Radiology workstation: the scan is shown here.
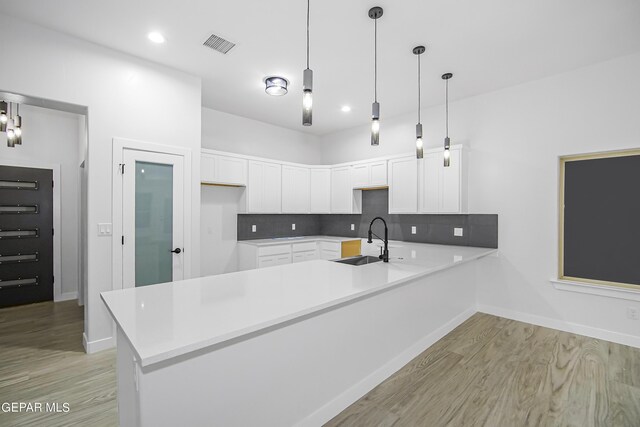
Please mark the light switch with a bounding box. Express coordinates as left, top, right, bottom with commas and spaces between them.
252, 225, 257, 233
454, 227, 464, 237
97, 223, 112, 236
350, 224, 355, 231
411, 226, 417, 235
292, 224, 296, 230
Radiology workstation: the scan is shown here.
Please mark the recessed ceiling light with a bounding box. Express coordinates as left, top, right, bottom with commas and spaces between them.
264, 77, 289, 96
341, 105, 352, 113
148, 32, 165, 44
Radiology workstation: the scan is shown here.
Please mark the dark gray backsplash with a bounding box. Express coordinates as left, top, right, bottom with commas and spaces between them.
237, 189, 498, 248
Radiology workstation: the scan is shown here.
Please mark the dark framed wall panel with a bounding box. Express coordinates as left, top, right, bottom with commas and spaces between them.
559, 149, 640, 288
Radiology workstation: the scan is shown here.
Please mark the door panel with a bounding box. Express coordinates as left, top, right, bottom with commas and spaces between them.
122, 150, 184, 288
0, 165, 53, 308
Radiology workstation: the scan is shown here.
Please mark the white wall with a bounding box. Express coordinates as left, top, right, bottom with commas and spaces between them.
0, 15, 202, 351
202, 107, 322, 164
0, 105, 82, 298
200, 186, 243, 276
319, 52, 640, 344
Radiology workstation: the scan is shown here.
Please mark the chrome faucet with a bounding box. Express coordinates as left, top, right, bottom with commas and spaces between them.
367, 216, 389, 262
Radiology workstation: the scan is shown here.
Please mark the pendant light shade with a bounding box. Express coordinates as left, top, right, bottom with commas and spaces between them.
413, 46, 426, 159
369, 6, 383, 146
302, 0, 313, 126
14, 104, 22, 145
442, 73, 453, 167
0, 101, 7, 133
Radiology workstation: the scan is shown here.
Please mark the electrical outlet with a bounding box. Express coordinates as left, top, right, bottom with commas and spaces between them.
627, 307, 639, 320
411, 226, 417, 235
292, 224, 296, 231
251, 225, 256, 233
350, 224, 355, 231
454, 227, 464, 237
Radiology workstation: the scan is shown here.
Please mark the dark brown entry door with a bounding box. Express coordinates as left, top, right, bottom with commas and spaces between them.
0, 165, 54, 308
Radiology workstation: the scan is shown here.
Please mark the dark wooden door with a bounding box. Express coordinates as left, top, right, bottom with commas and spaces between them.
0, 165, 54, 308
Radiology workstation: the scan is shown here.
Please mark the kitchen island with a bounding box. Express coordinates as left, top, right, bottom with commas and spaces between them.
102, 240, 496, 427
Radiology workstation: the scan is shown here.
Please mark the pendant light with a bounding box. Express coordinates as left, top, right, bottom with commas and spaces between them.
0, 101, 7, 132
369, 6, 383, 146
413, 46, 426, 159
442, 73, 453, 167
6, 103, 16, 148
302, 0, 313, 126
14, 103, 22, 145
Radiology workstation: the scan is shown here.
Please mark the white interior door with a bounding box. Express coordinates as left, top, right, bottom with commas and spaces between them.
122, 149, 184, 288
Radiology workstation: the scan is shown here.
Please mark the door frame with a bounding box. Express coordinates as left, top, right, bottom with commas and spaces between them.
112, 137, 192, 291
0, 160, 65, 301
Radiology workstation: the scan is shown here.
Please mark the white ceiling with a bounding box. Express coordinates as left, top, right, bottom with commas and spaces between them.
2, 0, 640, 135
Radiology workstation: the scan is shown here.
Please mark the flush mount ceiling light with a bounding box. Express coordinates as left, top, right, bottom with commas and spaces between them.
302, 0, 313, 126
442, 73, 453, 167
369, 6, 383, 146
147, 32, 165, 44
413, 45, 426, 159
265, 76, 289, 96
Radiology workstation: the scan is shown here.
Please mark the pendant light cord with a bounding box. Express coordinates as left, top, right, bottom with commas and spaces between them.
374, 18, 378, 102
445, 79, 449, 138
417, 54, 421, 123
306, 0, 310, 69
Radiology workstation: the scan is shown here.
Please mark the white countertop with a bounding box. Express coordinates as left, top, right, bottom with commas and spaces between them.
101, 241, 496, 367
237, 235, 359, 246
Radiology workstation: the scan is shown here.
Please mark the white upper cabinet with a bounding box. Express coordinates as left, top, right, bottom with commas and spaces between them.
282, 166, 310, 213
420, 146, 465, 214
309, 168, 331, 213
331, 166, 352, 213
350, 160, 387, 189
388, 156, 418, 213
201, 153, 247, 186
247, 160, 282, 213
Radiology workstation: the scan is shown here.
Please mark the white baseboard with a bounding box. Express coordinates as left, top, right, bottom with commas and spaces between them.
476, 304, 640, 349
83, 333, 115, 354
55, 291, 78, 302
298, 307, 476, 427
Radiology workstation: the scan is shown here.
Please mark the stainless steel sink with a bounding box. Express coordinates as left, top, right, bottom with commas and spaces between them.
334, 255, 382, 266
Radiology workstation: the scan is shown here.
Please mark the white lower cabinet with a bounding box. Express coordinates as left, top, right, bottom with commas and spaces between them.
318, 241, 341, 260
258, 253, 292, 268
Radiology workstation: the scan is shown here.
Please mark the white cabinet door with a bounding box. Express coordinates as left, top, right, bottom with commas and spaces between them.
247, 161, 282, 213
421, 153, 441, 213
217, 155, 247, 186
263, 162, 282, 213
331, 167, 352, 213
421, 147, 463, 213
309, 168, 331, 213
200, 154, 217, 183
351, 164, 370, 189
369, 161, 387, 186
388, 156, 418, 213
441, 148, 461, 213
282, 166, 310, 213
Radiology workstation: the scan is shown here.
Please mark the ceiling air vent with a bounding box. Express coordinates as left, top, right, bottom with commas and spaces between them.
203, 33, 236, 54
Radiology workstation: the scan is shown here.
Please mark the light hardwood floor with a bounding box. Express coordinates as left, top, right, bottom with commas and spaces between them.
2, 303, 639, 427
326, 313, 640, 427
0, 300, 117, 427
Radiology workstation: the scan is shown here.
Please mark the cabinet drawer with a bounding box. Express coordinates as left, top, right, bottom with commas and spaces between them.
292, 250, 317, 263
257, 244, 292, 257
320, 249, 340, 260
319, 241, 341, 252
292, 242, 317, 253
258, 253, 291, 268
